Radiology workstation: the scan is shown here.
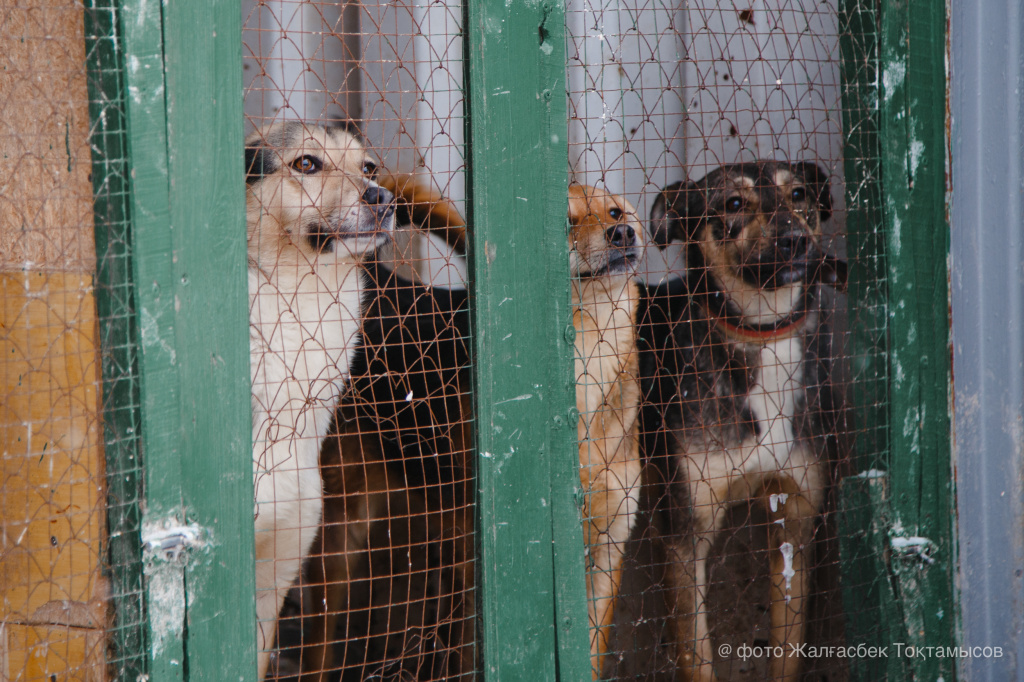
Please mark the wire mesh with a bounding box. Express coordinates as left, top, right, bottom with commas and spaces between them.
565, 1, 874, 680
0, 1, 142, 679
2, 0, 900, 677
241, 2, 475, 679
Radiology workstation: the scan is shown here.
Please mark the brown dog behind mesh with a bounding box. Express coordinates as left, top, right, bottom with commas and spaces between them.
284, 174, 475, 682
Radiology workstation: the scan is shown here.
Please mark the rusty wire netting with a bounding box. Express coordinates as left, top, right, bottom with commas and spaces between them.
241, 1, 475, 680
565, 1, 866, 680
1, 0, 892, 679
1, 2, 143, 680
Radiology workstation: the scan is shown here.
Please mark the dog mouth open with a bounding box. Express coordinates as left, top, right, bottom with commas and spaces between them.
740, 239, 846, 292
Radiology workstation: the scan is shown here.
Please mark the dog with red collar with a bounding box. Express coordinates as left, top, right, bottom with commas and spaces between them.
639, 160, 846, 681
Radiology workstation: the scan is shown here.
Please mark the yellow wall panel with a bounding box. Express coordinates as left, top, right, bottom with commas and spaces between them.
1, 272, 106, 680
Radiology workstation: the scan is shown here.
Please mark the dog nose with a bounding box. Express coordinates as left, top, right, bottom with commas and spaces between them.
361, 186, 395, 219
606, 224, 636, 249
777, 231, 809, 260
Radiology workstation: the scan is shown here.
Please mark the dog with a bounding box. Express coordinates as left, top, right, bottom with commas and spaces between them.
294, 180, 644, 680
296, 174, 475, 681
245, 121, 395, 680
568, 184, 645, 679
640, 161, 845, 681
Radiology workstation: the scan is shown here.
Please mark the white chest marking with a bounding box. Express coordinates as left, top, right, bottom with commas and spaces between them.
745, 335, 804, 471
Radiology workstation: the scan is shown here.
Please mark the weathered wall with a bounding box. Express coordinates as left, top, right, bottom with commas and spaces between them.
0, 4, 107, 679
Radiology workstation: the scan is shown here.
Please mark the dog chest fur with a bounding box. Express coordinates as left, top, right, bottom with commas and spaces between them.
250, 262, 363, 504
573, 274, 641, 449
743, 326, 813, 474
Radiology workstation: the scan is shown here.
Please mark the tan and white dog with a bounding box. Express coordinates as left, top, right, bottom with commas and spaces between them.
244, 121, 394, 680
568, 184, 644, 679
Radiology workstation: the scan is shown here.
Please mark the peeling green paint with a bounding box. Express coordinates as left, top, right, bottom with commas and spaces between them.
112, 0, 255, 677
141, 519, 213, 659
838, 0, 955, 679
465, 0, 590, 678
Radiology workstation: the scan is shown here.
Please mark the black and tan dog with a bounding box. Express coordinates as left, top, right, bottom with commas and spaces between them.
291, 181, 645, 681
292, 175, 475, 681
640, 161, 845, 681
568, 184, 645, 679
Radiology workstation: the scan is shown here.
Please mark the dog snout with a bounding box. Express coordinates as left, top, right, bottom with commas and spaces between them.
362, 186, 396, 221
606, 224, 637, 249
776, 230, 809, 261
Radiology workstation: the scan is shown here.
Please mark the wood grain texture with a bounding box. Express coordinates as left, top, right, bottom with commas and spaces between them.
3, 624, 105, 682
464, 0, 591, 679
879, 0, 955, 678
117, 0, 255, 677
0, 5, 95, 271
1, 271, 107, 681
837, 0, 955, 678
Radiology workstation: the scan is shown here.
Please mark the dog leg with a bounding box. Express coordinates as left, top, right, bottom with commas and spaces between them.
300, 499, 366, 681
298, 527, 336, 682
666, 486, 724, 682
765, 488, 818, 681
256, 539, 307, 680
254, 453, 324, 680
666, 534, 719, 682
581, 446, 641, 679
691, 522, 721, 682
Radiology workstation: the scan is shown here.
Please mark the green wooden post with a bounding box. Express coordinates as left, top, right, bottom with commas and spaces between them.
115, 0, 255, 678
160, 2, 254, 678
878, 0, 956, 678
463, 0, 591, 679
838, 0, 955, 678
836, 2, 900, 678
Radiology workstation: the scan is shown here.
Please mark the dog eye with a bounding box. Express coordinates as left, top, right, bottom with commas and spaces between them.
724, 196, 744, 213
608, 207, 623, 220
791, 187, 807, 203
362, 161, 378, 178
290, 155, 322, 174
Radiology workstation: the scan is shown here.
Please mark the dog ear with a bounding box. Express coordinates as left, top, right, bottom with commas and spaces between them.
244, 141, 275, 185
567, 183, 591, 226
649, 181, 702, 248
793, 161, 833, 223
378, 173, 468, 254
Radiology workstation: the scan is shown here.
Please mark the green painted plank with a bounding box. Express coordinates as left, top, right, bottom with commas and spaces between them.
463, 0, 591, 679
837, 0, 956, 677
837, 475, 903, 681
835, 1, 899, 669
117, 0, 187, 676
160, 0, 255, 679
83, 2, 147, 678
878, 0, 956, 677
118, 0, 254, 677
838, 0, 888, 475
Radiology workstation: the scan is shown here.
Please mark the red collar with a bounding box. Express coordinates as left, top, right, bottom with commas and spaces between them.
712, 309, 809, 343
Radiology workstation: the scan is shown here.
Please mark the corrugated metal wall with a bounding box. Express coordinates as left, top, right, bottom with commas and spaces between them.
951, 0, 1024, 679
